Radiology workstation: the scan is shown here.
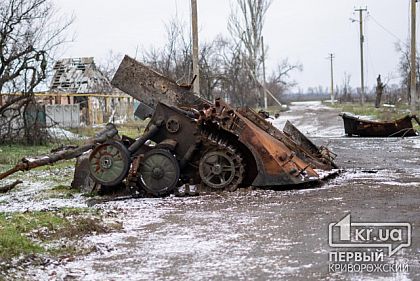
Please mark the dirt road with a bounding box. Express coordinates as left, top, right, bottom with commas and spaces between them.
7, 102, 420, 280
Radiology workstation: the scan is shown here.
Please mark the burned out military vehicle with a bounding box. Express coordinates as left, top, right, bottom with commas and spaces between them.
82, 56, 337, 197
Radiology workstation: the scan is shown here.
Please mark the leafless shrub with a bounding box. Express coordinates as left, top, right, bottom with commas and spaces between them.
0, 0, 73, 144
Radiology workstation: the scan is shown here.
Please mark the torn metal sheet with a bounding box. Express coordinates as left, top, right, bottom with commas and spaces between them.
340, 112, 418, 137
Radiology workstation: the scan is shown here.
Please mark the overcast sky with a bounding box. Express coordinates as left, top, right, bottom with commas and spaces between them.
55, 0, 415, 92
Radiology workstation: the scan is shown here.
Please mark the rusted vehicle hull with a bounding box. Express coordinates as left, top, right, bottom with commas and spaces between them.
82, 56, 338, 196
0, 56, 338, 197
340, 113, 418, 137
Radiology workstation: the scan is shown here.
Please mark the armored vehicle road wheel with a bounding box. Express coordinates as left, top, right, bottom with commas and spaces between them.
139, 149, 180, 196
89, 141, 131, 186
199, 146, 244, 191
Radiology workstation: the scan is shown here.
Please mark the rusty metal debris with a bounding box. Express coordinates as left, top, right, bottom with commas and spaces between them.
340, 112, 420, 137
83, 56, 337, 196
0, 56, 338, 197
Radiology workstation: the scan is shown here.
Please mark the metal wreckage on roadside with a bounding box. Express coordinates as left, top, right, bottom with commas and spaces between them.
1, 56, 338, 197
340, 112, 420, 137
73, 56, 338, 197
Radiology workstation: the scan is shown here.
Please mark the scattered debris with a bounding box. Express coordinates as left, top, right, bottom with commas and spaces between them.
339, 112, 420, 137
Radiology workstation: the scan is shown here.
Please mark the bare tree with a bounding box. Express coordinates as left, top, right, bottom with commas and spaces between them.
228, 0, 272, 80
0, 0, 72, 144
198, 40, 224, 100
395, 41, 420, 103
142, 18, 225, 102
97, 50, 124, 81
213, 37, 252, 106
139, 5, 302, 107
142, 17, 192, 84
227, 0, 302, 106
264, 59, 302, 103
338, 72, 353, 103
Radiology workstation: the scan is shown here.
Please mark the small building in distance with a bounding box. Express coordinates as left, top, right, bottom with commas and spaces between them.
39, 57, 134, 127
51, 57, 112, 93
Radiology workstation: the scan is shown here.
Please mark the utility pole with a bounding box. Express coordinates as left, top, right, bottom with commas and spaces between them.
191, 0, 200, 95
328, 53, 335, 105
261, 36, 268, 110
411, 0, 417, 110
354, 7, 367, 105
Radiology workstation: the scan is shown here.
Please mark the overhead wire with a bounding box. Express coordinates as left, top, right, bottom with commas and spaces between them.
368, 13, 408, 48
365, 6, 416, 87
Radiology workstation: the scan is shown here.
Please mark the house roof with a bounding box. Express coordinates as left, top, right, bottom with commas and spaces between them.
50, 57, 114, 93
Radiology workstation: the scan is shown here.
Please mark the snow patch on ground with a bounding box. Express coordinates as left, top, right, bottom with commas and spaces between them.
0, 169, 86, 213
289, 101, 332, 110
48, 127, 86, 140
270, 101, 345, 137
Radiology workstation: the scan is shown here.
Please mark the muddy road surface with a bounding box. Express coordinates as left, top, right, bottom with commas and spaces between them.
5, 102, 420, 280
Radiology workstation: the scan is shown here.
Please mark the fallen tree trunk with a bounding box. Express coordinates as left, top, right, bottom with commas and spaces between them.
0, 123, 118, 181
0, 180, 23, 193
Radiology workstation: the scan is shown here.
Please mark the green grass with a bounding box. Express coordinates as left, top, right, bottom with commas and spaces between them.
36, 184, 80, 199
0, 208, 117, 261
68, 120, 149, 140
0, 227, 43, 259
67, 126, 104, 139
0, 144, 54, 166
0, 120, 148, 166
330, 102, 414, 119
0, 143, 77, 178
0, 211, 66, 259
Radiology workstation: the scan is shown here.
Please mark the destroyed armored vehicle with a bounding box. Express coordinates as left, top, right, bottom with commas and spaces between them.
82, 56, 337, 197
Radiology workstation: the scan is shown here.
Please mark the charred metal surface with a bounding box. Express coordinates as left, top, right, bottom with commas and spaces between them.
237, 106, 337, 170
1, 56, 337, 196
197, 99, 327, 187
145, 103, 201, 159
134, 102, 154, 120
283, 120, 320, 156
80, 57, 338, 196
340, 113, 418, 137
128, 123, 161, 153
111, 55, 210, 109
283, 121, 337, 169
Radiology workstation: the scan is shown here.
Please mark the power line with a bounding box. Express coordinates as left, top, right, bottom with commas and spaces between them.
354, 7, 368, 105
327, 53, 335, 104
368, 13, 408, 47
364, 17, 371, 84
410, 0, 417, 109
191, 0, 200, 95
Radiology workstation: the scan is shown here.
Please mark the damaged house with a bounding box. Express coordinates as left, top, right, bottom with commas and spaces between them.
0, 57, 135, 129
41, 57, 134, 127
1, 57, 135, 130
